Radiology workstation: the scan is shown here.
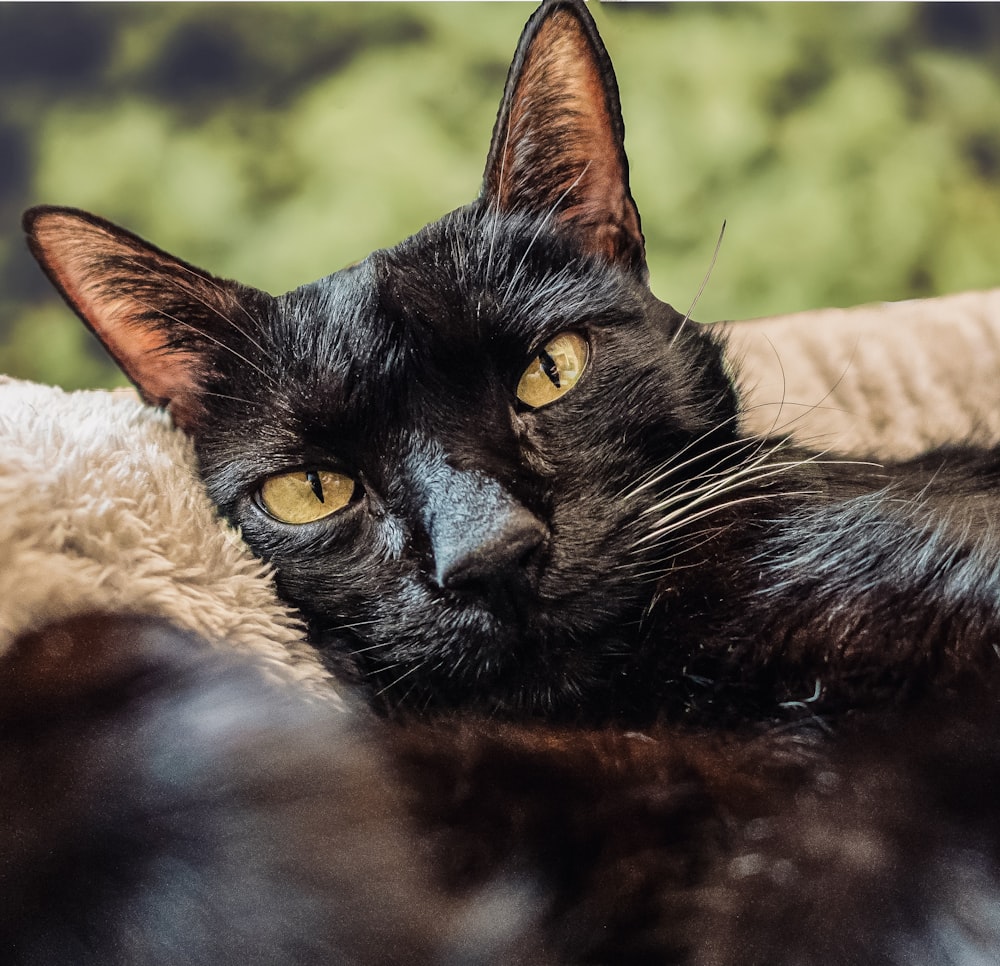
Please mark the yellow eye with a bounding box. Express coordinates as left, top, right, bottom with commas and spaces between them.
515, 332, 589, 409
259, 470, 355, 524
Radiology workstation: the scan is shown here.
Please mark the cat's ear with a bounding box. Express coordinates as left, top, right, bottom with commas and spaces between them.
23, 206, 264, 431
482, 0, 645, 277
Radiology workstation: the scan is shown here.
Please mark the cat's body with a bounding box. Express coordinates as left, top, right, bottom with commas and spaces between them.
7, 613, 1000, 966
13, 0, 1000, 962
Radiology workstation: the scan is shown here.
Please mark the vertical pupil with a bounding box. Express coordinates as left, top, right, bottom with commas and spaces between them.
539, 349, 561, 388
305, 471, 325, 503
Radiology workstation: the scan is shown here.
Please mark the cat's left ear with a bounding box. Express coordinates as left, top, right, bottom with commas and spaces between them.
482, 0, 645, 278
23, 205, 265, 432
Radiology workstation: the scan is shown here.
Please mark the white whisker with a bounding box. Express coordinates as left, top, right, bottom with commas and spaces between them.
670, 219, 726, 348
375, 661, 427, 698
169, 258, 271, 339
119, 256, 275, 364
126, 293, 279, 388
504, 160, 592, 303
485, 119, 512, 286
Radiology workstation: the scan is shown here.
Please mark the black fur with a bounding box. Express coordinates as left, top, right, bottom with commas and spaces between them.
22, 2, 1000, 724
0, 614, 534, 966
7, 616, 1000, 965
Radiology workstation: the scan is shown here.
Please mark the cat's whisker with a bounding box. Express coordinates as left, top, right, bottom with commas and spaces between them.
119, 256, 276, 366
375, 660, 429, 699
617, 414, 795, 505
125, 292, 280, 389
616, 336, 877, 516
347, 641, 393, 656
621, 522, 738, 578
736, 397, 863, 452
327, 615, 380, 631
504, 160, 592, 304
166, 257, 271, 339
618, 431, 760, 504
362, 662, 404, 692
338, 621, 380, 635
632, 344, 873, 512
628, 469, 818, 551
633, 448, 800, 527
633, 447, 879, 536
395, 674, 429, 708
447, 648, 469, 679
630, 441, 784, 514
669, 219, 726, 349
199, 390, 260, 408
736, 329, 873, 450
485, 119, 512, 286
637, 475, 825, 545
135, 252, 272, 341
634, 489, 824, 558
615, 433, 884, 606
737, 329, 792, 444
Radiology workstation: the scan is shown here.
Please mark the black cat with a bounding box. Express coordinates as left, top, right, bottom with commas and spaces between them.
11, 2, 1000, 963
22, 0, 1000, 726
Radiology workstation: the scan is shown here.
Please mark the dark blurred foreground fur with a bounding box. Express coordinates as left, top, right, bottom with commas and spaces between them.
0, 614, 533, 966
4, 612, 1000, 966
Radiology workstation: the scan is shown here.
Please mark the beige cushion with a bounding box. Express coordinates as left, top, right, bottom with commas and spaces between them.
723, 289, 1000, 459
0, 376, 340, 703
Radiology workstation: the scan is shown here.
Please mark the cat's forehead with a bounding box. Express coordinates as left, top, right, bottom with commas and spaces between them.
276, 205, 634, 377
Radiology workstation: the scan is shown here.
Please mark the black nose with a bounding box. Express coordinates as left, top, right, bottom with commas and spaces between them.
424, 464, 548, 599
435, 503, 548, 592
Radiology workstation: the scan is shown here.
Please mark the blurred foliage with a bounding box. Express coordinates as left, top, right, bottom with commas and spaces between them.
2, 2, 1000, 389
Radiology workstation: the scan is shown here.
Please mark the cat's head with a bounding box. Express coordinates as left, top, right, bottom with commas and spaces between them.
24, 0, 738, 719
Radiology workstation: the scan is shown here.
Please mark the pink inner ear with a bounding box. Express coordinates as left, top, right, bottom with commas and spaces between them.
491, 9, 643, 267
504, 16, 618, 206
29, 211, 208, 427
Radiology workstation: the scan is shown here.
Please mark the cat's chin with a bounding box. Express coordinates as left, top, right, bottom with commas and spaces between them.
329, 600, 629, 718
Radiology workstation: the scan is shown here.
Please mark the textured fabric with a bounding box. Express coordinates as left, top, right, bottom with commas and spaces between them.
724, 288, 1000, 459
0, 376, 339, 700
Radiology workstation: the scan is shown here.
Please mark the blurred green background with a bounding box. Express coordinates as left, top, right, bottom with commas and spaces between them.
2, 2, 1000, 389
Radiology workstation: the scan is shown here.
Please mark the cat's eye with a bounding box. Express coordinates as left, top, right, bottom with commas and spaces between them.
516, 331, 589, 409
258, 469, 355, 524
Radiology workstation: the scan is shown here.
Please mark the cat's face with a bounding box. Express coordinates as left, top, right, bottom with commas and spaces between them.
192, 209, 735, 714
24, 0, 739, 717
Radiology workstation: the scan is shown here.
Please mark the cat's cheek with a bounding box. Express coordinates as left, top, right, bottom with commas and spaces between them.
514, 419, 558, 480
235, 500, 357, 565
234, 503, 415, 632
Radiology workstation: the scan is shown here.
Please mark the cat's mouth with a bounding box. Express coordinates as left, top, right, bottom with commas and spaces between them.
325, 570, 638, 717
307, 502, 651, 715
440, 574, 542, 630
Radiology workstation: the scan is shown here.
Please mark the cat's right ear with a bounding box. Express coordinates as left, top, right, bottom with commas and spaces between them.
23, 206, 264, 432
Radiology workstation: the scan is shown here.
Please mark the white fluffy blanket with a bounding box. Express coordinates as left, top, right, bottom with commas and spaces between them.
0, 376, 337, 698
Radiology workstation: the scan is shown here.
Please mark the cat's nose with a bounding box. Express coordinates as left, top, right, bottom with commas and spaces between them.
423, 465, 548, 597
435, 503, 548, 593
